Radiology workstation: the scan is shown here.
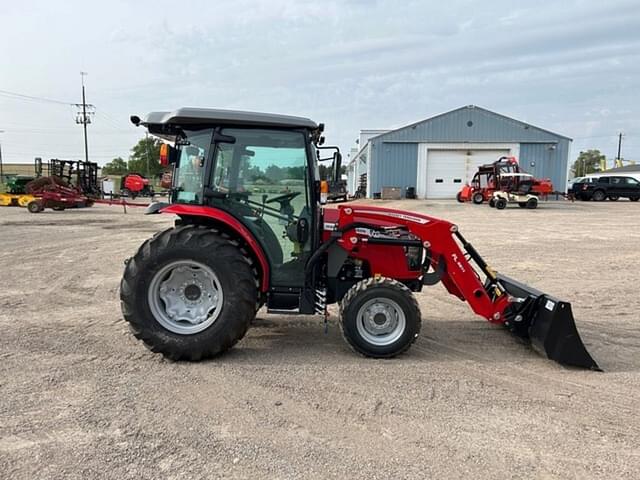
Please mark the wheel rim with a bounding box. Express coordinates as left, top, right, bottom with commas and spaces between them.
356, 298, 406, 346
148, 260, 223, 335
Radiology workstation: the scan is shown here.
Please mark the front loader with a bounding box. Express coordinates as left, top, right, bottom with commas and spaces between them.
120, 108, 599, 370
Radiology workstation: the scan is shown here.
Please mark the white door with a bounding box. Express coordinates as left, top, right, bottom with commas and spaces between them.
425, 150, 466, 198
425, 149, 509, 198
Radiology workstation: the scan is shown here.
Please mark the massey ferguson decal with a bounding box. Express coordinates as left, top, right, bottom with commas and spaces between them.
354, 210, 430, 225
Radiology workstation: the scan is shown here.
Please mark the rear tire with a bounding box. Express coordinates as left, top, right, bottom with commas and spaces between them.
592, 190, 606, 201
495, 198, 507, 210
472, 192, 484, 204
526, 197, 538, 209
339, 277, 421, 358
518, 202, 526, 208
120, 225, 258, 361
27, 200, 43, 213
489, 198, 496, 208
630, 196, 639, 202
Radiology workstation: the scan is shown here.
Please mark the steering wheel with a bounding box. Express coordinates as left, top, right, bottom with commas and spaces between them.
265, 191, 301, 204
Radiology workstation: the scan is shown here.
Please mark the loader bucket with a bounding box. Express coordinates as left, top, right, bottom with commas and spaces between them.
497, 274, 601, 370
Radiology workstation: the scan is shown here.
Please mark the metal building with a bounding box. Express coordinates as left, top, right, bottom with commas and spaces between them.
346, 105, 572, 199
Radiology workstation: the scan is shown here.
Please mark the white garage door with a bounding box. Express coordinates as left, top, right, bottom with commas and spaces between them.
425, 149, 510, 198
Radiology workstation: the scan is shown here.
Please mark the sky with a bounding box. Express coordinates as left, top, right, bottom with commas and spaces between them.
1, 0, 639, 168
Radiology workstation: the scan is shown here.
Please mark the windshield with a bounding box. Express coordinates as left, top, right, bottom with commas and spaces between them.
173, 128, 214, 204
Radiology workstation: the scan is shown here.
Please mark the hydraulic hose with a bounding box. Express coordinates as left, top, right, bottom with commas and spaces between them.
304, 222, 389, 288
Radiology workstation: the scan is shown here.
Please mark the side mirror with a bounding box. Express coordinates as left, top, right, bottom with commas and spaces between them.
332, 151, 342, 183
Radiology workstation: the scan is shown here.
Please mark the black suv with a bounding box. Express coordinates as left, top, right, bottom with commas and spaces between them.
573, 176, 640, 201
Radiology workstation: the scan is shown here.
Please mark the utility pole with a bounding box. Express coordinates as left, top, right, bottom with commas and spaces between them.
616, 132, 623, 166
75, 72, 95, 163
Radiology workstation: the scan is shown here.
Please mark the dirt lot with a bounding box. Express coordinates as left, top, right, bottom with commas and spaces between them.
1, 199, 639, 479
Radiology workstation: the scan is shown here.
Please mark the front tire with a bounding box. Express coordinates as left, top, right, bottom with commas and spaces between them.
495, 198, 507, 210
120, 225, 258, 361
608, 195, 619, 201
339, 278, 421, 358
592, 190, 606, 201
526, 197, 538, 209
489, 198, 496, 208
472, 192, 484, 204
456, 191, 464, 203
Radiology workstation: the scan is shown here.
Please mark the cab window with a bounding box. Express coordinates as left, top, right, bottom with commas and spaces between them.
173, 128, 214, 204
208, 128, 312, 286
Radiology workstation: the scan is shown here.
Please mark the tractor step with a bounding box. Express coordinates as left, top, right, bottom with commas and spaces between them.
266, 308, 301, 315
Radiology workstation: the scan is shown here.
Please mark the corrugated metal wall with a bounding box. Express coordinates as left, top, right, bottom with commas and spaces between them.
369, 143, 417, 196
367, 106, 571, 197
520, 139, 570, 191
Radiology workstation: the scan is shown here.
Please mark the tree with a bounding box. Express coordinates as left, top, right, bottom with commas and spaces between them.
128, 136, 164, 177
102, 157, 128, 175
572, 149, 606, 177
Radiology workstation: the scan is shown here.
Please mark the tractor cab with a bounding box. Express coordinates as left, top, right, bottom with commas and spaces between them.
133, 108, 325, 291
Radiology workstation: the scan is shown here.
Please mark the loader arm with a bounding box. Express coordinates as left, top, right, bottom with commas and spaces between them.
332, 205, 599, 370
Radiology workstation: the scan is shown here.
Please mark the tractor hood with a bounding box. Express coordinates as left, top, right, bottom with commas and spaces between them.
323, 204, 436, 232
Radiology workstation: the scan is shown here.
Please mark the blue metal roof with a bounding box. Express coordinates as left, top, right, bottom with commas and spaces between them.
370, 105, 572, 144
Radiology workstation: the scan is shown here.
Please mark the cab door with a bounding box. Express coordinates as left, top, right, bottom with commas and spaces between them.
207, 128, 313, 287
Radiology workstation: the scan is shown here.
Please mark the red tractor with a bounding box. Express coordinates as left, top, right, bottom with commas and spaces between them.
121, 108, 598, 370
121, 173, 154, 199
457, 156, 553, 204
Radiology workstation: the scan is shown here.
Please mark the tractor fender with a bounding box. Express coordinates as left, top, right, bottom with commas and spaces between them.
159, 204, 270, 292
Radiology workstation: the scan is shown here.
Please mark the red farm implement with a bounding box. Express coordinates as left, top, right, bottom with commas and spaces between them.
24, 176, 94, 213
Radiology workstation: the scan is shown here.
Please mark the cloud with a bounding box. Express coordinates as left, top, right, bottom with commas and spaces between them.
0, 0, 638, 164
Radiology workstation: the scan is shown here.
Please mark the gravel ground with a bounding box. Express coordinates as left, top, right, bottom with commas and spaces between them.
1, 199, 639, 479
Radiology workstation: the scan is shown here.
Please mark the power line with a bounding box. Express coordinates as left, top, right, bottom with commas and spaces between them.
0, 89, 76, 106
0, 128, 134, 134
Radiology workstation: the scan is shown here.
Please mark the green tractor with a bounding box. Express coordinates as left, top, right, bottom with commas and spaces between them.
5, 175, 36, 194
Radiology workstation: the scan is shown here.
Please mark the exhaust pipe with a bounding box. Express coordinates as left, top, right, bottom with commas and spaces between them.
497, 274, 601, 371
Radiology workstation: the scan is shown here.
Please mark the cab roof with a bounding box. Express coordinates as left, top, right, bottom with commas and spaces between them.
140, 107, 318, 129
